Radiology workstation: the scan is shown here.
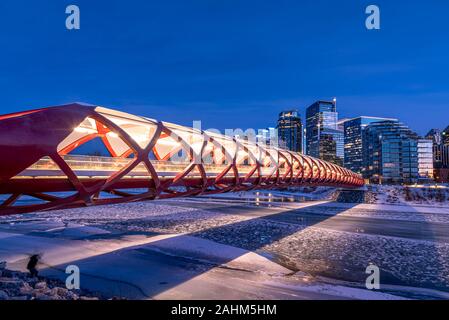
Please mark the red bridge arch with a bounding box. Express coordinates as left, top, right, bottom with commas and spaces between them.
0, 103, 364, 215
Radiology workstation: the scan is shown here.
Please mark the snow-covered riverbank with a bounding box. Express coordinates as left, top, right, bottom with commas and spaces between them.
1, 187, 449, 300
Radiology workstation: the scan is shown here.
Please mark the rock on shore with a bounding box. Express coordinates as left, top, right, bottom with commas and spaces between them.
0, 261, 100, 300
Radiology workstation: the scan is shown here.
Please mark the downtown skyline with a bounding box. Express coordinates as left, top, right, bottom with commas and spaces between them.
0, 1, 448, 136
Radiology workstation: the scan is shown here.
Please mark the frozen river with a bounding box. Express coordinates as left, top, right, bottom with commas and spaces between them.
1, 190, 449, 300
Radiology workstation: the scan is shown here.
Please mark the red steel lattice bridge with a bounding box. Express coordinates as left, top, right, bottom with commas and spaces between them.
0, 103, 364, 215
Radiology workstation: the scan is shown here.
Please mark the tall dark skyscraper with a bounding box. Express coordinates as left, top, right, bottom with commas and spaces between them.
443, 126, 449, 146
362, 120, 421, 184
429, 126, 449, 182
277, 110, 303, 152
444, 126, 449, 169
344, 116, 397, 173
425, 129, 444, 169
305, 100, 343, 166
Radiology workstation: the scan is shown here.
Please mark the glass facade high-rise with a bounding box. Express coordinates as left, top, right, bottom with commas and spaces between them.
305, 100, 343, 165
443, 126, 449, 169
277, 110, 302, 152
344, 116, 397, 173
417, 139, 434, 181
443, 126, 449, 145
426, 127, 449, 182
319, 128, 344, 166
425, 129, 444, 169
362, 120, 420, 184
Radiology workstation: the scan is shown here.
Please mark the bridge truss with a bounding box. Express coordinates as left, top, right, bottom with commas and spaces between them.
0, 103, 363, 215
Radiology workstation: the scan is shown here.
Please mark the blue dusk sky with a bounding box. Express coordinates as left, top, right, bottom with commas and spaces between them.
0, 0, 448, 135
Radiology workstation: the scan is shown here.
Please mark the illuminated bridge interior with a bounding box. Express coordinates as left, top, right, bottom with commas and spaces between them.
0, 103, 363, 215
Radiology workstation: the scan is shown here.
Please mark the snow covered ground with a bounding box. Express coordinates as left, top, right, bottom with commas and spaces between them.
365, 185, 449, 206
1, 186, 449, 300
0, 227, 405, 300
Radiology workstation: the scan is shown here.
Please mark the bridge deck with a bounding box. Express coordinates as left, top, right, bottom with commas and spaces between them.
14, 155, 282, 179
1, 154, 291, 195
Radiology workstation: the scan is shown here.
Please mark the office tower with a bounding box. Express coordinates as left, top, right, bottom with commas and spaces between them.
425, 129, 444, 169
417, 139, 434, 181
431, 126, 449, 182
306, 100, 337, 157
319, 128, 344, 166
443, 126, 449, 169
344, 116, 398, 173
443, 126, 449, 145
305, 100, 343, 165
277, 110, 303, 152
362, 120, 420, 184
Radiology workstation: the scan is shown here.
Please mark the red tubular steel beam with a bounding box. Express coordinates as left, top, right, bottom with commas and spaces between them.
0, 103, 364, 216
